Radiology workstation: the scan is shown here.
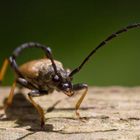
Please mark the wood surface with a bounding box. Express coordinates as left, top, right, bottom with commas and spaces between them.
0, 87, 140, 140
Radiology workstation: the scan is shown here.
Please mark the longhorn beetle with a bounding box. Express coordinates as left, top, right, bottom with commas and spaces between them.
0, 23, 140, 128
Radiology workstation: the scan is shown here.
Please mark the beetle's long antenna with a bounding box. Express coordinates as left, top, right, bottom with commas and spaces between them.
69, 23, 140, 77
11, 42, 60, 78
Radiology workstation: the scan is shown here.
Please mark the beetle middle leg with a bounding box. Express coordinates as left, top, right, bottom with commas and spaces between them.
17, 78, 46, 127
72, 83, 88, 119
28, 90, 46, 128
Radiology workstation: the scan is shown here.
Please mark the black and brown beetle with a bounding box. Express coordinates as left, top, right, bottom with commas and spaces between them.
0, 23, 140, 128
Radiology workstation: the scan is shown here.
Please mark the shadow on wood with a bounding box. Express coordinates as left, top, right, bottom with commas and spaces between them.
1, 93, 54, 131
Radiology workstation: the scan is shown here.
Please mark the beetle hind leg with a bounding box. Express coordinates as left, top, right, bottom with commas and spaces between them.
0, 59, 9, 85
4, 80, 17, 110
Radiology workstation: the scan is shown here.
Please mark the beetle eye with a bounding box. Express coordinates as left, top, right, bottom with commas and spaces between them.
62, 83, 69, 89
52, 75, 60, 82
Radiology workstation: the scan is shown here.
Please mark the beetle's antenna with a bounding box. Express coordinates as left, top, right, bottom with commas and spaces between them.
69, 23, 140, 77
11, 42, 60, 78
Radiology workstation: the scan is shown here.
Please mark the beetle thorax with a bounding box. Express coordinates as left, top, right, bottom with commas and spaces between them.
36, 59, 71, 91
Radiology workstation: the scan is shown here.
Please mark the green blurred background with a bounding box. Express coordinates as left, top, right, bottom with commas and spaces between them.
0, 0, 140, 86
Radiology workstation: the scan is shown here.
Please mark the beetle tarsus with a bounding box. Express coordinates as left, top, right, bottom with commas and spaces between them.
41, 120, 45, 129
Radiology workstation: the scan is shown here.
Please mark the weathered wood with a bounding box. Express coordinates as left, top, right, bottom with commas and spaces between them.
1, 87, 140, 140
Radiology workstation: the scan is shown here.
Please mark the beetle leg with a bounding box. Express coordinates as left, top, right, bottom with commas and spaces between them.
0, 59, 9, 84
72, 83, 88, 119
28, 90, 45, 128
4, 80, 17, 109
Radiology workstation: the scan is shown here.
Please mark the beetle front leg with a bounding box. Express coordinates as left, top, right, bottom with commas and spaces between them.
73, 83, 88, 119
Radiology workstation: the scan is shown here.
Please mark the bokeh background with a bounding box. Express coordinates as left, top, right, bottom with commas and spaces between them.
0, 0, 140, 86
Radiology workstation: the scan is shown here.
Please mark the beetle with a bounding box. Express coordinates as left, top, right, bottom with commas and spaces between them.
0, 23, 140, 128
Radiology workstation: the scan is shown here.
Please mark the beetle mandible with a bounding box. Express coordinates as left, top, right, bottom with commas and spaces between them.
0, 23, 140, 128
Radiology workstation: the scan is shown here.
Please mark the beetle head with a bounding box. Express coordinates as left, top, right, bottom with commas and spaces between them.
52, 72, 73, 95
